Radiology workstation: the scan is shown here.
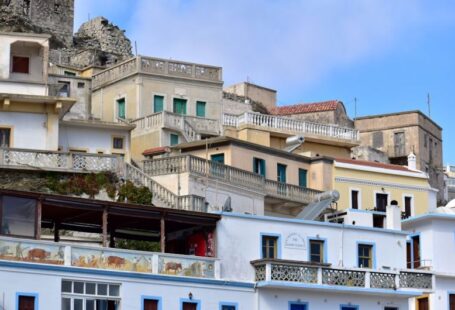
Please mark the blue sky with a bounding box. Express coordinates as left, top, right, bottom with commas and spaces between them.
74, 0, 455, 164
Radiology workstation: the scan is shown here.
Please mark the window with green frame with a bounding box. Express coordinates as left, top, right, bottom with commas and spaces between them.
358, 244, 373, 268
196, 101, 206, 117
173, 98, 187, 115
153, 95, 164, 113
299, 168, 307, 188
170, 134, 179, 146
117, 98, 126, 119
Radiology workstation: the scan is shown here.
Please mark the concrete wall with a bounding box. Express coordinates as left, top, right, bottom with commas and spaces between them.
0, 111, 47, 149
224, 82, 276, 111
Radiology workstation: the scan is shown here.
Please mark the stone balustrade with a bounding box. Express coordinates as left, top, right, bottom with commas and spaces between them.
92, 56, 222, 89
142, 155, 321, 204
223, 112, 360, 143
251, 259, 433, 290
0, 147, 123, 173
0, 236, 219, 279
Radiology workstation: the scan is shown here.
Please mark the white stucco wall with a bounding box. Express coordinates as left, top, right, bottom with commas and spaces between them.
217, 214, 408, 282
0, 111, 48, 149
0, 81, 46, 96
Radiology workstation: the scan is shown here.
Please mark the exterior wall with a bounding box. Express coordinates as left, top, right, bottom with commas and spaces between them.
295, 141, 352, 159
259, 289, 408, 310
282, 104, 354, 128
58, 124, 130, 159
0, 111, 47, 149
238, 128, 271, 147
222, 98, 252, 115
0, 266, 255, 310
334, 165, 431, 215
217, 214, 407, 282
308, 159, 333, 191
224, 82, 276, 111
131, 130, 161, 160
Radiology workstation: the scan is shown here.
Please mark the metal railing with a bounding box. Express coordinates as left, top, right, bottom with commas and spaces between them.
0, 236, 218, 279
0, 148, 122, 173
142, 155, 321, 204
223, 112, 359, 142
251, 260, 433, 290
92, 56, 222, 89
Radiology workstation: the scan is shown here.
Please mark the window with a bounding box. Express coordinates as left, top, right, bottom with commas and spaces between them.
112, 137, 124, 150
64, 71, 76, 76
253, 157, 266, 177
220, 303, 237, 310
299, 169, 307, 188
58, 81, 70, 97
277, 163, 287, 183
61, 280, 120, 310
1, 196, 36, 237
358, 243, 373, 268
261, 235, 279, 259
375, 193, 388, 212
196, 101, 206, 117
384, 307, 399, 310
404, 196, 412, 218
12, 56, 29, 73
211, 153, 225, 164
173, 98, 187, 115
340, 306, 358, 310
143, 298, 160, 310
77, 82, 85, 88
0, 128, 11, 147
290, 303, 308, 310
22, 0, 30, 15
170, 134, 179, 146
17, 294, 37, 310
309, 239, 325, 263
117, 98, 126, 119
153, 95, 164, 113
351, 190, 359, 209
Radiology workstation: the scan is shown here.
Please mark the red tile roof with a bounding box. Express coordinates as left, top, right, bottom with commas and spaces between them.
335, 157, 413, 172
269, 100, 340, 115
142, 146, 170, 156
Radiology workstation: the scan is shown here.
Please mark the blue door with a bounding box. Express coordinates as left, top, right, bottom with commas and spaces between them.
277, 164, 287, 183
299, 168, 307, 187
290, 303, 307, 310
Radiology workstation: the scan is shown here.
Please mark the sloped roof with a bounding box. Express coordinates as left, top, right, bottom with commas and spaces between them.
270, 100, 341, 115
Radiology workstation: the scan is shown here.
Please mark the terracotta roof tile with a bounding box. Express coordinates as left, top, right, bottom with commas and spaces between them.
142, 146, 170, 156
270, 100, 340, 115
335, 157, 412, 172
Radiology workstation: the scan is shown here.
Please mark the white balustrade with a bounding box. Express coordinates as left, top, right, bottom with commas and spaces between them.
223, 112, 359, 142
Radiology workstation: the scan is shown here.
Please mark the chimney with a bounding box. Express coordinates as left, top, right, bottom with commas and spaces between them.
386, 200, 402, 230
407, 152, 417, 170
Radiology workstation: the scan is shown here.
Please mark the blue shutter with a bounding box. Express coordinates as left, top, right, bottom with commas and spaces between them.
154, 95, 164, 113
299, 169, 307, 188
196, 101, 206, 117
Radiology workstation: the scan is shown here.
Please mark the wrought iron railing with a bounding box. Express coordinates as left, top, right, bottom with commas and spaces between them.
0, 236, 218, 279
142, 155, 321, 204
223, 112, 359, 142
251, 260, 433, 290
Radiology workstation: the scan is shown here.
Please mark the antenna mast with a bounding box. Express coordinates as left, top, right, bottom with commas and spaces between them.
427, 93, 431, 117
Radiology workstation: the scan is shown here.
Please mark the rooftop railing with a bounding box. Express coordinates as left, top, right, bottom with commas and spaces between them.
251, 259, 432, 290
142, 155, 321, 204
92, 56, 222, 89
0, 236, 219, 279
0, 147, 123, 173
223, 112, 360, 143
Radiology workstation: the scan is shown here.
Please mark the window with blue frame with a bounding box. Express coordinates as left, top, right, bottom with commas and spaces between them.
290, 302, 308, 310
358, 243, 373, 268
17, 294, 37, 310
277, 163, 287, 183
170, 134, 179, 146
309, 239, 324, 263
262, 235, 279, 259
196, 101, 206, 117
253, 157, 266, 177
220, 303, 237, 310
153, 95, 164, 113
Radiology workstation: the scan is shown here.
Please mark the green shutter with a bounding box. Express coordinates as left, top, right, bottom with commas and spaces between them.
117, 98, 125, 119
253, 158, 266, 177
154, 95, 164, 113
170, 134, 179, 146
299, 169, 307, 188
210, 153, 225, 164
196, 101, 206, 117
277, 164, 287, 183
173, 98, 187, 115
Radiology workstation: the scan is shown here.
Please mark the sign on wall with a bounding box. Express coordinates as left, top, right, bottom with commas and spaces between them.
284, 233, 306, 250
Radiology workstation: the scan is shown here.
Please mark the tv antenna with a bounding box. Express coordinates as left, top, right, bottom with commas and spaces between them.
427, 93, 431, 117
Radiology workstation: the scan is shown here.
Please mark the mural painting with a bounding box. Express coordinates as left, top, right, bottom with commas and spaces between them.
71, 247, 153, 273
0, 239, 64, 265
158, 255, 215, 278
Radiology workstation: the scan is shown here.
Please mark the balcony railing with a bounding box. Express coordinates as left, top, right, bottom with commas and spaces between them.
0, 148, 123, 173
223, 112, 360, 143
142, 155, 321, 204
0, 236, 219, 279
92, 56, 222, 89
251, 259, 432, 290
131, 111, 220, 141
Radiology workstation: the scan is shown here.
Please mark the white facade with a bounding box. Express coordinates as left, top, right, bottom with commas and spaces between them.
0, 111, 49, 149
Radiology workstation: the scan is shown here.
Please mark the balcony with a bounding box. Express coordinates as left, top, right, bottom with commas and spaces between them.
223, 112, 360, 144
0, 147, 123, 173
92, 56, 223, 90
251, 259, 433, 291
131, 111, 220, 141
142, 155, 321, 205
0, 236, 219, 279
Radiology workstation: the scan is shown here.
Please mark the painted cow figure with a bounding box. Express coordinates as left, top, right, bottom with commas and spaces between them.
107, 256, 126, 268
165, 262, 182, 274
27, 248, 50, 261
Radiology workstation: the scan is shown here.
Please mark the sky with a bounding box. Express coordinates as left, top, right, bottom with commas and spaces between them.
74, 0, 455, 164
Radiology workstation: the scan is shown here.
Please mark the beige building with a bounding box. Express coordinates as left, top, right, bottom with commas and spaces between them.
90, 56, 223, 160
355, 110, 444, 204
223, 81, 277, 112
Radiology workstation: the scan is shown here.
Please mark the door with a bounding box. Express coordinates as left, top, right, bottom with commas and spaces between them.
290, 303, 307, 310
277, 164, 287, 183
418, 297, 429, 310
375, 193, 388, 212
144, 299, 158, 310
406, 241, 412, 268
0, 128, 11, 147
182, 302, 197, 310
18, 296, 35, 310
450, 294, 455, 310
173, 98, 187, 115
117, 98, 126, 119
153, 95, 164, 113
412, 235, 421, 268
404, 196, 412, 217
211, 153, 225, 178
298, 168, 307, 188
253, 157, 266, 177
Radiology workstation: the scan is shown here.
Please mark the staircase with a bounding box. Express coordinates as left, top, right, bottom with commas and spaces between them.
123, 163, 207, 212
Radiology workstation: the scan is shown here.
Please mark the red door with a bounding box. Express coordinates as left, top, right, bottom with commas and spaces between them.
144, 299, 158, 310
18, 296, 35, 310
450, 294, 455, 310
418, 297, 429, 310
182, 302, 197, 310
